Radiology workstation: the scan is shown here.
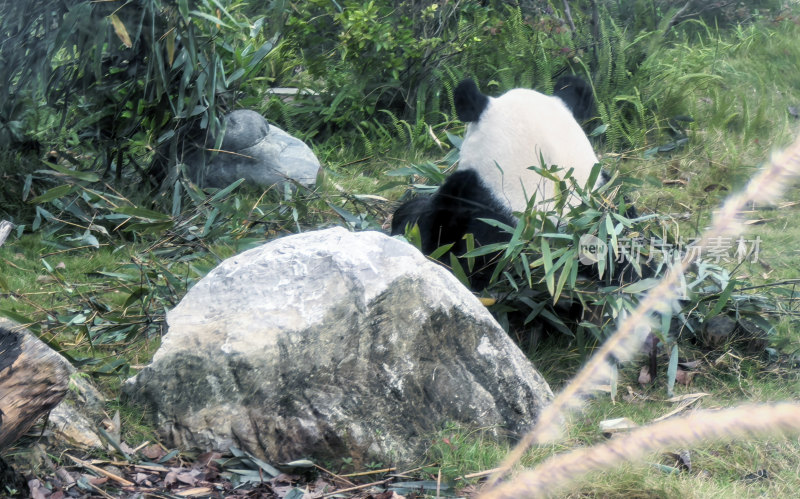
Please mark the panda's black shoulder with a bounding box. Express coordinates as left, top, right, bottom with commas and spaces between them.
434, 170, 508, 218
390, 196, 431, 236
390, 170, 515, 289
454, 79, 489, 123
553, 75, 595, 123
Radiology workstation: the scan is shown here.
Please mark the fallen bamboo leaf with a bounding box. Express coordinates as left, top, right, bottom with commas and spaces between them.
599, 417, 638, 435
665, 392, 709, 404
109, 14, 132, 48
652, 394, 707, 423
176, 487, 213, 497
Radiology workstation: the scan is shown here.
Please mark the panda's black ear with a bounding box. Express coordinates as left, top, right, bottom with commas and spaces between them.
454, 79, 489, 123
553, 75, 596, 123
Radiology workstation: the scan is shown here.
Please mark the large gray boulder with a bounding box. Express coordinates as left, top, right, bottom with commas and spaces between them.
124, 227, 552, 465
188, 110, 320, 189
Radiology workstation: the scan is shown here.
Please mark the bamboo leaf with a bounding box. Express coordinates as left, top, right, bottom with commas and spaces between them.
114, 206, 171, 221
109, 14, 132, 48
540, 308, 573, 337
429, 242, 454, 260
208, 178, 245, 203
521, 252, 532, 288
189, 10, 231, 29
708, 279, 737, 317
209, 0, 239, 26
667, 343, 679, 397
553, 253, 575, 304
503, 217, 525, 258
621, 277, 661, 294
478, 217, 516, 234
246, 41, 275, 71
542, 239, 554, 296
402, 223, 422, 249
29, 184, 74, 204
178, 0, 190, 19
42, 162, 100, 182
166, 28, 176, 66
463, 232, 476, 272
449, 253, 471, 288
462, 242, 508, 258
123, 287, 149, 308
605, 214, 618, 258
227, 68, 245, 85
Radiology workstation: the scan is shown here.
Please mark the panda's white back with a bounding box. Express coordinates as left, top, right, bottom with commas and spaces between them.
457, 87, 599, 213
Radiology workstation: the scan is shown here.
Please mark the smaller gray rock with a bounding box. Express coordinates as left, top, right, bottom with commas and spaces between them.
189, 110, 320, 189
219, 110, 269, 151
49, 372, 107, 450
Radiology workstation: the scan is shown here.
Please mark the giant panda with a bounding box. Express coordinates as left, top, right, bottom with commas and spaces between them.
454, 77, 601, 213
391, 76, 604, 288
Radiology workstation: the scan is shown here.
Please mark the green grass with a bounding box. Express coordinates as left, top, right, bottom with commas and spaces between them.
428, 355, 800, 497
0, 233, 233, 369
1, 236, 138, 326
615, 16, 800, 213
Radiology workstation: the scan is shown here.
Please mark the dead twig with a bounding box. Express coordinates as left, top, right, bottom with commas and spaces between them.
66, 454, 134, 487
339, 467, 396, 478
321, 478, 392, 497
314, 463, 356, 487
456, 467, 504, 481
562, 0, 576, 34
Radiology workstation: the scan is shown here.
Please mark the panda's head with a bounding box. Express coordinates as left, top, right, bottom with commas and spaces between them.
454, 78, 600, 213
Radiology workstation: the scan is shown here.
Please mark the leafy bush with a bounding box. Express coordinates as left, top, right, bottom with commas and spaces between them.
394, 157, 776, 365
0, 0, 284, 196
